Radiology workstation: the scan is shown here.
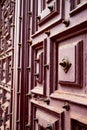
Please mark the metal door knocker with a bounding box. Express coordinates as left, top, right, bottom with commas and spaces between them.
59, 57, 72, 73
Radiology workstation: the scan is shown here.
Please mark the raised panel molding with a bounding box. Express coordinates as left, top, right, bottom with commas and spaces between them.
31, 99, 64, 130
58, 41, 83, 87
39, 0, 61, 26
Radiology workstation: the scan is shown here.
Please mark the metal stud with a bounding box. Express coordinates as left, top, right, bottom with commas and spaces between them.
26, 66, 31, 71
36, 16, 41, 21
44, 64, 49, 69
17, 67, 21, 70
26, 93, 32, 98
18, 43, 22, 47
16, 120, 20, 123
28, 11, 32, 16
27, 40, 32, 45
44, 98, 50, 105
48, 6, 53, 12
11, 67, 14, 70
34, 118, 38, 123
46, 124, 52, 130
26, 123, 30, 128
10, 23, 15, 27
45, 30, 50, 36
62, 19, 70, 27
34, 73, 39, 77
34, 58, 39, 63
19, 16, 22, 20
17, 91, 21, 95
62, 102, 70, 111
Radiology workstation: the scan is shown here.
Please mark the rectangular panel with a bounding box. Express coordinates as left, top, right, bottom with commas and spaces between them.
58, 41, 83, 87
59, 43, 75, 82
31, 42, 44, 95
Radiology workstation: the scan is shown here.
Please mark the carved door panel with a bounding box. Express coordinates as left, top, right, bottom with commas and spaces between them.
33, 108, 64, 130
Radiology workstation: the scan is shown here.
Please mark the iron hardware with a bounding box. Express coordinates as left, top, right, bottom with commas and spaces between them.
16, 120, 20, 123
44, 98, 50, 105
44, 64, 49, 69
46, 124, 52, 130
34, 118, 38, 123
26, 93, 32, 98
48, 6, 53, 12
27, 40, 32, 45
26, 123, 30, 128
59, 57, 72, 73
28, 11, 32, 16
10, 23, 15, 27
11, 67, 14, 70
34, 58, 39, 62
62, 102, 70, 111
18, 43, 22, 47
19, 16, 22, 20
34, 73, 39, 77
45, 30, 50, 36
26, 66, 31, 71
62, 19, 70, 27
17, 91, 21, 95
36, 16, 41, 21
11, 48, 14, 51
17, 67, 21, 70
